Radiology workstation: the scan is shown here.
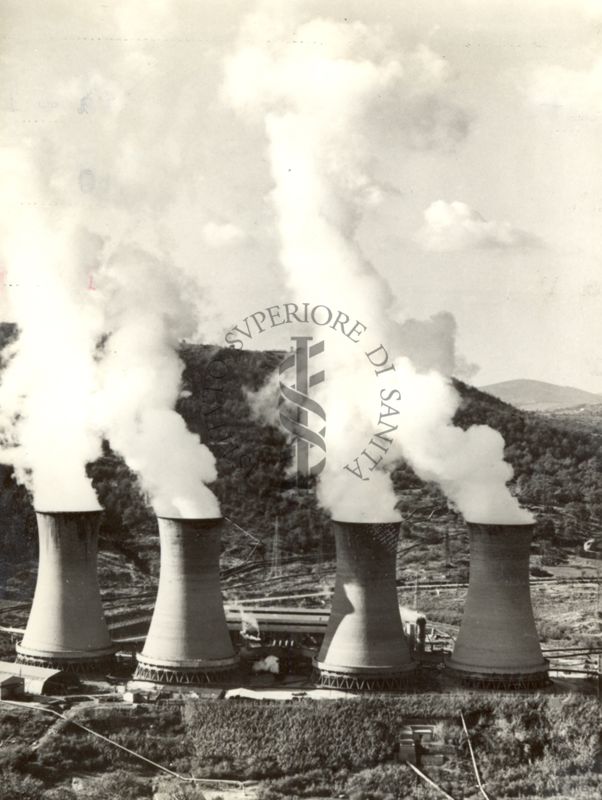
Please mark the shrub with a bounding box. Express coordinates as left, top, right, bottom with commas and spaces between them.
91, 770, 153, 799
41, 789, 77, 800
0, 769, 45, 800
166, 785, 208, 800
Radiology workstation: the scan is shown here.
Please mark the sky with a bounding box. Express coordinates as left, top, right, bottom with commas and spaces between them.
1, 0, 602, 392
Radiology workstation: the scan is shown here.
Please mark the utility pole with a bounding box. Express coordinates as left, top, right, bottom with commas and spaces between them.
311, 511, 324, 572
270, 518, 282, 578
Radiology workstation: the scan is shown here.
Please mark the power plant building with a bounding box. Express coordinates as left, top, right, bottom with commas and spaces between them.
13, 510, 552, 693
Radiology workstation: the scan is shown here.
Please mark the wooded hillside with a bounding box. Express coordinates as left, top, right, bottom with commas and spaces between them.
1, 324, 601, 578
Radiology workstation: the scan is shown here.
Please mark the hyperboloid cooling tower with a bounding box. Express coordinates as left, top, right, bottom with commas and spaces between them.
315, 520, 415, 691
16, 511, 115, 673
448, 522, 549, 689
134, 516, 238, 685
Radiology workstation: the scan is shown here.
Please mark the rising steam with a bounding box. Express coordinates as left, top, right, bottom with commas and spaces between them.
225, 9, 532, 524
97, 243, 219, 518
0, 3, 220, 517
0, 155, 103, 511
0, 1, 531, 525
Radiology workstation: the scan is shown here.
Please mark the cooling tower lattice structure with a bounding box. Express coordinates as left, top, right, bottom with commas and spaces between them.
448, 522, 549, 689
16, 511, 115, 674
134, 516, 238, 685
315, 520, 415, 691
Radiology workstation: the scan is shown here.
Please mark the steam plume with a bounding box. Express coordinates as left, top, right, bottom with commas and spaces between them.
0, 155, 103, 511
0, 3, 219, 517
225, 9, 532, 524
97, 243, 219, 518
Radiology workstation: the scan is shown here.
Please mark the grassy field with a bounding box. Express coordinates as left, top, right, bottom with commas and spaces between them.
0, 693, 599, 800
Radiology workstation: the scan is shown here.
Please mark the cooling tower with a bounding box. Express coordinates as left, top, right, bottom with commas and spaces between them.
134, 516, 238, 685
448, 522, 549, 689
16, 511, 115, 673
315, 520, 415, 691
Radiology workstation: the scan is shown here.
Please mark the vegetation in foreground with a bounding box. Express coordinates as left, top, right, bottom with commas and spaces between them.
0, 693, 599, 799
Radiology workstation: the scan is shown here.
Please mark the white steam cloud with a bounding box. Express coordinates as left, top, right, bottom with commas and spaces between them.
0, 2, 220, 517
225, 9, 532, 525
0, 1, 531, 525
416, 200, 541, 253
0, 155, 103, 511
252, 654, 280, 674
97, 243, 219, 518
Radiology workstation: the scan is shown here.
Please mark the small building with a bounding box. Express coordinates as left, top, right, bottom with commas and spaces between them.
0, 673, 24, 699
0, 660, 73, 695
398, 738, 416, 764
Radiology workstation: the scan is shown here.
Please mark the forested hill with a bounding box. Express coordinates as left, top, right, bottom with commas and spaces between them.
0, 326, 601, 573
453, 381, 602, 536
480, 378, 602, 411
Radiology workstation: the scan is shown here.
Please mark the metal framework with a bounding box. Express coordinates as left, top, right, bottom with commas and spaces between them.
133, 661, 238, 686
314, 666, 416, 692
448, 667, 551, 691
15, 652, 115, 675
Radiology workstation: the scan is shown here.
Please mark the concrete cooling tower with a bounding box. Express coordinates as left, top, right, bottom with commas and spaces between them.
16, 511, 115, 673
134, 516, 238, 685
314, 520, 415, 691
448, 522, 549, 689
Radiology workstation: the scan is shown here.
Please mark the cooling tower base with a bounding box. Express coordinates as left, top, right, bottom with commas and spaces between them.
15, 648, 116, 676
133, 654, 239, 686
447, 663, 550, 691
314, 663, 416, 692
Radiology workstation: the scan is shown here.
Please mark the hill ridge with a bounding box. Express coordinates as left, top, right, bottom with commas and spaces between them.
479, 378, 602, 412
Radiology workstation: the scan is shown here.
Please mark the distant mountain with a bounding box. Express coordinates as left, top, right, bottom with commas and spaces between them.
479, 379, 602, 412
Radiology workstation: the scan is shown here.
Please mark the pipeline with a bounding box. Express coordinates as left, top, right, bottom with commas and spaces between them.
0, 699, 256, 792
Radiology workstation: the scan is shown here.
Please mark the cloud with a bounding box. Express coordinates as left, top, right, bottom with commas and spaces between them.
528, 58, 602, 115
224, 21, 470, 155
415, 200, 541, 252
202, 221, 246, 248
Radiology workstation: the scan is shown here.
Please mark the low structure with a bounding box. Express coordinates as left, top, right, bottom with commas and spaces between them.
0, 673, 23, 699
0, 660, 73, 695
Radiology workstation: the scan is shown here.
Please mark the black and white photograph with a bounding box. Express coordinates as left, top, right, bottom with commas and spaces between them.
0, 1, 600, 798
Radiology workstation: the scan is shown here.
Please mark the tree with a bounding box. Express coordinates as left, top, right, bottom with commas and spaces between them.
0, 770, 44, 800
